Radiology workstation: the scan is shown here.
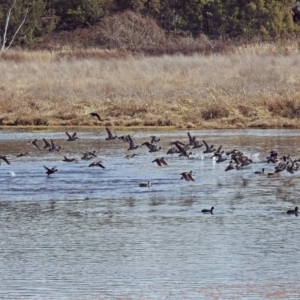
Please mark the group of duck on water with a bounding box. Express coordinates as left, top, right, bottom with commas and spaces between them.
0, 112, 298, 216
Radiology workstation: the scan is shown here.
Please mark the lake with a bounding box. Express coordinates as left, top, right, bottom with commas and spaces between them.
0, 128, 299, 299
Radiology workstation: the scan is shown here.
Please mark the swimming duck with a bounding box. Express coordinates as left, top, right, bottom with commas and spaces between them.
287, 207, 298, 215
62, 156, 77, 162
202, 206, 214, 214
254, 168, 265, 174
139, 181, 152, 187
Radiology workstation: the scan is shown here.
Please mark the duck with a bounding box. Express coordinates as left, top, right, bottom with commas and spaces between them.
225, 161, 235, 171
81, 153, 94, 160
254, 168, 265, 174
89, 112, 102, 121
43, 165, 57, 176
62, 156, 77, 162
202, 206, 214, 214
16, 152, 29, 158
203, 140, 215, 153
48, 139, 61, 152
89, 161, 105, 169
166, 147, 180, 155
139, 181, 152, 187
180, 171, 194, 181
287, 207, 298, 215
150, 136, 160, 144
0, 155, 10, 165
124, 153, 138, 159
66, 132, 79, 141
105, 127, 117, 140
152, 157, 168, 166
127, 135, 139, 151
43, 138, 51, 149
27, 139, 41, 151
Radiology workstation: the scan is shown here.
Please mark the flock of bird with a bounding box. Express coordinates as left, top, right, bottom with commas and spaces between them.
0, 112, 298, 215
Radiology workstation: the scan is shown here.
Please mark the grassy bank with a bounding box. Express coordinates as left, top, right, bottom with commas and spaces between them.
1, 44, 300, 129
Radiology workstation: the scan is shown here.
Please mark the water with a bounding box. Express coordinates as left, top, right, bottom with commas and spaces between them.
0, 129, 299, 299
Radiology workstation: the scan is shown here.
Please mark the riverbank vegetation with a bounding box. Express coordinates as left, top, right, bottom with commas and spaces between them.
1, 42, 300, 129
1, 1, 300, 128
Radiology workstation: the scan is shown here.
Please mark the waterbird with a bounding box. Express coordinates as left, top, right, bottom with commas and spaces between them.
43, 165, 57, 176
48, 139, 61, 152
254, 168, 265, 174
16, 152, 29, 157
225, 161, 235, 171
139, 181, 152, 187
81, 153, 94, 160
66, 132, 79, 141
149, 144, 162, 153
124, 153, 138, 159
150, 136, 160, 144
62, 156, 77, 162
0, 155, 10, 165
203, 140, 215, 153
127, 135, 139, 151
152, 157, 168, 166
105, 127, 117, 140
28, 139, 41, 151
89, 112, 102, 121
119, 135, 130, 143
202, 206, 214, 214
166, 147, 180, 155
180, 171, 194, 181
43, 138, 51, 149
89, 161, 105, 169
287, 207, 298, 215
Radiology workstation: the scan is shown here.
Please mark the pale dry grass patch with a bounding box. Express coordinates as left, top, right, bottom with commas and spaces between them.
1, 50, 300, 128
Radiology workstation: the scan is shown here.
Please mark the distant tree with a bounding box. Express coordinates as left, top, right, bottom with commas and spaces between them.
52, 0, 114, 31
292, 0, 300, 23
0, 0, 56, 49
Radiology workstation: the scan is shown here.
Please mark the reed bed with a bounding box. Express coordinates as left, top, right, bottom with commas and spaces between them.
1, 47, 300, 128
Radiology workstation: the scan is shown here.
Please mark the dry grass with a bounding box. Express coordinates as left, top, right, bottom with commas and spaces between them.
1, 45, 300, 128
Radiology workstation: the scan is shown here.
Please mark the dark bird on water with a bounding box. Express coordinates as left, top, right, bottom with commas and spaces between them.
43, 165, 57, 176
287, 207, 298, 215
89, 161, 105, 169
202, 206, 214, 214
139, 181, 152, 187
62, 156, 76, 162
180, 171, 194, 181
66, 132, 79, 141
152, 157, 168, 166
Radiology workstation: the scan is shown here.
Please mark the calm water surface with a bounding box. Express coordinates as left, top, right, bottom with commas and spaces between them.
0, 129, 299, 299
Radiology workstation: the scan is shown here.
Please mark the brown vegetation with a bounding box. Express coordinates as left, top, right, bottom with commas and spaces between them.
1, 42, 300, 129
